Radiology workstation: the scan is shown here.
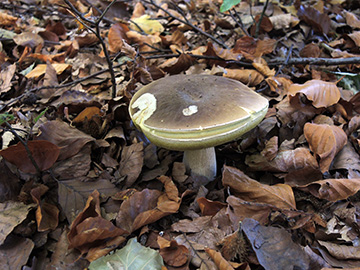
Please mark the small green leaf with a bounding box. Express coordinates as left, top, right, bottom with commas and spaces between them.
0, 113, 14, 125
33, 108, 48, 124
220, 0, 241, 12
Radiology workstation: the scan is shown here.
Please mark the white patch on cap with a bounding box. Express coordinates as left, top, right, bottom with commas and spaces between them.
182, 105, 198, 116
131, 93, 157, 124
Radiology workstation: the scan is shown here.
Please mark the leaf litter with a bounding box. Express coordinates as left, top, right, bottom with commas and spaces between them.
1, 0, 360, 269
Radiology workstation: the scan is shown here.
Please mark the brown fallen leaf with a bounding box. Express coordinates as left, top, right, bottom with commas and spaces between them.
298, 178, 360, 202
288, 80, 341, 108
37, 119, 95, 160
205, 247, 234, 270
223, 68, 264, 86
0, 140, 60, 174
304, 123, 347, 173
158, 236, 190, 267
68, 190, 128, 260
116, 176, 181, 233
297, 5, 330, 34
197, 197, 227, 216
31, 184, 59, 232
222, 166, 296, 209
108, 22, 129, 54
0, 11, 18, 26
242, 218, 310, 269
118, 142, 144, 188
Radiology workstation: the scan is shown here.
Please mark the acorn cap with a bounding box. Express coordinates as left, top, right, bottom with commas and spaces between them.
129, 74, 268, 150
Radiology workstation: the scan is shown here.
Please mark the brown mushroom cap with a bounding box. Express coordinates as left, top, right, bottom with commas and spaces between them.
129, 74, 268, 150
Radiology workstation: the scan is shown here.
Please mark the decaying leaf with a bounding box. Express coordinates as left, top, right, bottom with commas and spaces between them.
89, 237, 164, 269
0, 201, 35, 245
242, 218, 310, 269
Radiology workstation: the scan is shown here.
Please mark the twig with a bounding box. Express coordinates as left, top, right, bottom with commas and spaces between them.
63, 0, 118, 98
275, 44, 293, 76
229, 9, 249, 36
267, 57, 360, 66
0, 62, 127, 111
255, 0, 270, 38
143, 0, 230, 49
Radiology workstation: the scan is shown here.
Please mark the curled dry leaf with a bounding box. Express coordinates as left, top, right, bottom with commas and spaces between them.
297, 5, 330, 34
304, 123, 347, 173
197, 197, 227, 216
288, 80, 341, 108
205, 247, 234, 270
68, 190, 128, 259
158, 236, 190, 267
116, 176, 181, 233
30, 184, 59, 232
108, 22, 129, 53
222, 166, 296, 209
298, 178, 360, 202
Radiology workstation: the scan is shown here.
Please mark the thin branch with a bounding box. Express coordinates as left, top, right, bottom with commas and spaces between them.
229, 8, 249, 36
143, 0, 230, 49
0, 62, 127, 111
255, 0, 270, 38
63, 0, 118, 98
275, 44, 293, 76
267, 57, 360, 66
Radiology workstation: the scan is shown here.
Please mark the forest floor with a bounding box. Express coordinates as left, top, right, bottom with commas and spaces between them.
1, 0, 360, 269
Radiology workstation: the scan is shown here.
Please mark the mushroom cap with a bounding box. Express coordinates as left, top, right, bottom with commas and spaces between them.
129, 74, 268, 150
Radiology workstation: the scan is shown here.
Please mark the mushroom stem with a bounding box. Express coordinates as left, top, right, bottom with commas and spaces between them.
183, 147, 217, 180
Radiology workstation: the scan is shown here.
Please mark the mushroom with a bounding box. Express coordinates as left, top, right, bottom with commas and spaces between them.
129, 74, 268, 180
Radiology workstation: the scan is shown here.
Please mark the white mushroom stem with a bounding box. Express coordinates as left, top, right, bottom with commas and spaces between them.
183, 147, 217, 180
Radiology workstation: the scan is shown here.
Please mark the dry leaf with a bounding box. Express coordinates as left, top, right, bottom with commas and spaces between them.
197, 197, 227, 216
158, 236, 190, 267
0, 11, 18, 26
222, 166, 296, 209
30, 185, 59, 231
26, 63, 71, 79
68, 190, 128, 260
304, 123, 347, 173
118, 142, 144, 188
130, 15, 164, 34
223, 69, 264, 86
108, 23, 129, 54
116, 176, 180, 233
298, 178, 360, 202
0, 140, 60, 174
289, 80, 341, 108
205, 247, 234, 270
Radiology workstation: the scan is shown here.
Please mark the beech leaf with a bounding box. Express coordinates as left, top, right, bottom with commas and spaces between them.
0, 140, 60, 174
222, 166, 296, 209
304, 123, 347, 173
298, 178, 360, 202
288, 80, 340, 108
